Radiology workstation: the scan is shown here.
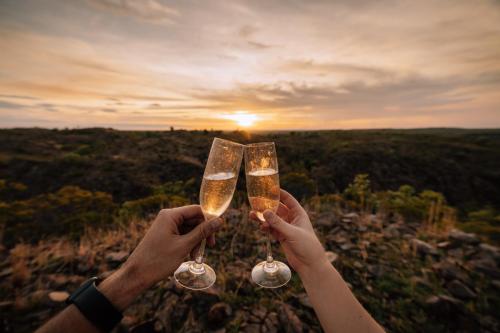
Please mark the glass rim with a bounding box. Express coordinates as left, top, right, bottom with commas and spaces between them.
245, 141, 275, 148
213, 137, 244, 147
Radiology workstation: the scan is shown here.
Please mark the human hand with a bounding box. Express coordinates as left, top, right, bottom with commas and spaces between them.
123, 205, 221, 287
251, 189, 328, 276
99, 205, 221, 310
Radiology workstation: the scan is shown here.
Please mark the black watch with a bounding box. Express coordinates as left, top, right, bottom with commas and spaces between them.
66, 277, 123, 332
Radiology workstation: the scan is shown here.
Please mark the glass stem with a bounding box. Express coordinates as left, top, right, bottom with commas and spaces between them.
266, 229, 274, 265
195, 238, 207, 266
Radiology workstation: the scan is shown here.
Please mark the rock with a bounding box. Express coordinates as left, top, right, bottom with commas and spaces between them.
325, 251, 338, 263
316, 214, 334, 227
48, 291, 69, 303
383, 224, 400, 238
410, 239, 438, 256
410, 276, 432, 290
432, 260, 467, 281
296, 293, 313, 308
278, 303, 303, 333
343, 212, 359, 219
332, 235, 348, 244
0, 300, 13, 310
447, 280, 476, 299
425, 295, 464, 316
0, 267, 13, 278
263, 312, 279, 333
250, 307, 267, 321
479, 243, 498, 253
478, 243, 500, 262
367, 265, 386, 278
447, 248, 464, 259
243, 324, 261, 333
47, 274, 83, 287
342, 212, 359, 223
122, 315, 138, 327
449, 229, 479, 245
469, 259, 500, 278
426, 295, 480, 330
437, 241, 451, 249
207, 302, 232, 327
191, 285, 220, 303
340, 243, 354, 251
106, 251, 129, 263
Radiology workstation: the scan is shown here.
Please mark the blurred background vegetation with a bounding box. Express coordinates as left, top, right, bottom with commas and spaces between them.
1, 128, 500, 332
1, 128, 499, 247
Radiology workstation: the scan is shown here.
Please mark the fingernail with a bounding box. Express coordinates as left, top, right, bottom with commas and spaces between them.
263, 210, 274, 221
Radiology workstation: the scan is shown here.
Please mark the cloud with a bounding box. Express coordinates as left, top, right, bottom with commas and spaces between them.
247, 40, 273, 50
87, 0, 178, 24
36, 103, 59, 112
193, 71, 498, 123
280, 60, 395, 81
101, 108, 116, 113
238, 25, 259, 38
0, 94, 39, 101
0, 0, 499, 130
0, 100, 25, 110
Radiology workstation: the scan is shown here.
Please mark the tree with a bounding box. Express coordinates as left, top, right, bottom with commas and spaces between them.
281, 172, 316, 200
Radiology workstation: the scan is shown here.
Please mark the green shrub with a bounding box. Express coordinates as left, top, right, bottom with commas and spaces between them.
459, 207, 500, 244
343, 174, 375, 211
119, 194, 190, 220
3, 186, 116, 245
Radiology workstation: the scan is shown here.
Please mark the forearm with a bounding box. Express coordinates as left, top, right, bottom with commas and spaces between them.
36, 263, 148, 333
299, 262, 384, 333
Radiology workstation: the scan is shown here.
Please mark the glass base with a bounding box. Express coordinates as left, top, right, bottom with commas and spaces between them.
251, 260, 291, 288
174, 261, 216, 290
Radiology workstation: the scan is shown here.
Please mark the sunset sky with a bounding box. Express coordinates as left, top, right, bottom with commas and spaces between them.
1, 0, 499, 130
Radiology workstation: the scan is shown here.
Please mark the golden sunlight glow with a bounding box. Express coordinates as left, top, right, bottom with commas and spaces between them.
220, 111, 259, 127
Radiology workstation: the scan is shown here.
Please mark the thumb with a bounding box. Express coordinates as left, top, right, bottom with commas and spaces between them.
263, 210, 294, 238
184, 218, 222, 245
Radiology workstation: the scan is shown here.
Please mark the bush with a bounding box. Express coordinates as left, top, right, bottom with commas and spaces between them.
459, 207, 500, 244
343, 174, 375, 212
2, 186, 116, 245
0, 179, 28, 201
281, 172, 316, 200
119, 194, 190, 220
377, 185, 453, 228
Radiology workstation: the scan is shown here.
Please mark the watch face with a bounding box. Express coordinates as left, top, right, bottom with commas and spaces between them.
67, 277, 99, 304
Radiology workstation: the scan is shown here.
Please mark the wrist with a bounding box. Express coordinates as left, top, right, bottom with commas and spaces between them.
297, 257, 333, 286
97, 263, 149, 311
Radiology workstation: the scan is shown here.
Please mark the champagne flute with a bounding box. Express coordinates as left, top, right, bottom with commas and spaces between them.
174, 138, 243, 290
245, 142, 291, 288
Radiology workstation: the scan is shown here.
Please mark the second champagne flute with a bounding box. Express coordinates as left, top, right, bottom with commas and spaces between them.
245, 142, 291, 288
174, 138, 244, 290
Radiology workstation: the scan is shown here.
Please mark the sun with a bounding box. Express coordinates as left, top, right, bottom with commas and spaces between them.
221, 111, 259, 127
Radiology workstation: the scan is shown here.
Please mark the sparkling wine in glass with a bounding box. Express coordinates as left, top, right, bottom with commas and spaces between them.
174, 138, 243, 290
245, 142, 291, 288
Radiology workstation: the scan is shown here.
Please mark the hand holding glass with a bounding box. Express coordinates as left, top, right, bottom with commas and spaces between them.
245, 142, 291, 288
174, 138, 243, 290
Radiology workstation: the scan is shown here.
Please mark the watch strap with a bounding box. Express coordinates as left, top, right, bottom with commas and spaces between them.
67, 277, 123, 332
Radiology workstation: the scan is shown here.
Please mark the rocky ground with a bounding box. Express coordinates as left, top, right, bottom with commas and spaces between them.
0, 206, 499, 333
